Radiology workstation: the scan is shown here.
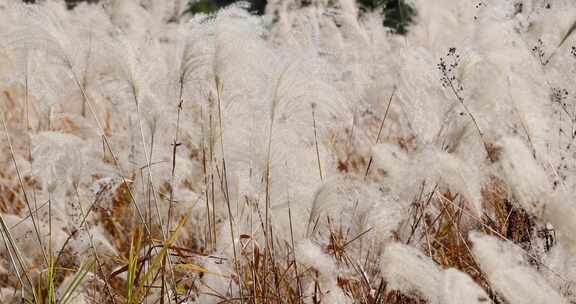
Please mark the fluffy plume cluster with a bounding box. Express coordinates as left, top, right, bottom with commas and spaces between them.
0, 0, 575, 303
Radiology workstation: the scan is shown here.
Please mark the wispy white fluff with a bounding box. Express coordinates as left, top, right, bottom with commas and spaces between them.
56, 271, 94, 304
543, 243, 576, 301
296, 239, 351, 304
2, 0, 576, 301
499, 136, 551, 215
0, 213, 66, 263
543, 193, 576, 255
381, 242, 490, 303
470, 232, 568, 304
381, 243, 443, 303
442, 268, 491, 304
373, 144, 484, 215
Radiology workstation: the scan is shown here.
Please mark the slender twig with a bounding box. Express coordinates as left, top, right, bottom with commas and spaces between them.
201, 107, 213, 250
311, 104, 323, 181
445, 74, 494, 162
1, 113, 48, 265
287, 197, 303, 304
406, 184, 438, 245
67, 63, 151, 235
365, 87, 396, 178
440, 191, 570, 283
214, 77, 244, 303
0, 213, 38, 303
80, 29, 93, 118
167, 98, 184, 236
342, 227, 374, 250
71, 186, 117, 304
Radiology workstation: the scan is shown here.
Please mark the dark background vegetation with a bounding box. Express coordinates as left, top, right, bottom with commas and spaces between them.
23, 0, 415, 34
186, 0, 415, 34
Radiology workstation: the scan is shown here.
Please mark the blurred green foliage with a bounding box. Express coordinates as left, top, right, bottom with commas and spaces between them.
185, 0, 415, 34
185, 0, 267, 15
186, 0, 220, 14
24, 0, 414, 35
357, 0, 414, 34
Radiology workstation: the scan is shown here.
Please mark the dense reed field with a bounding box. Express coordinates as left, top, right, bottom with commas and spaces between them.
0, 0, 576, 303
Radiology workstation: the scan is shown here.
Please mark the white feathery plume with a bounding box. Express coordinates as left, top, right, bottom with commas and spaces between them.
381, 242, 443, 303
381, 243, 491, 303
543, 243, 576, 301
373, 144, 484, 216
442, 268, 491, 304
544, 193, 576, 255
470, 232, 568, 304
0, 213, 66, 263
296, 239, 351, 304
499, 136, 551, 216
